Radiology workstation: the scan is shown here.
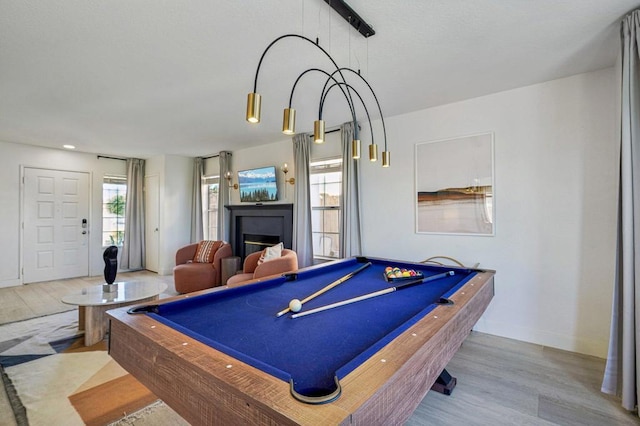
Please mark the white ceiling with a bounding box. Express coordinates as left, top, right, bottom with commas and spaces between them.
1, 0, 638, 159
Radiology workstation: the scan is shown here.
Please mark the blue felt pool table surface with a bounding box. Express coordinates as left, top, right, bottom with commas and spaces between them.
138, 256, 477, 402
109, 255, 495, 424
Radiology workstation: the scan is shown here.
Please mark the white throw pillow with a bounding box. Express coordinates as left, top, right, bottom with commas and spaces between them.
258, 242, 283, 265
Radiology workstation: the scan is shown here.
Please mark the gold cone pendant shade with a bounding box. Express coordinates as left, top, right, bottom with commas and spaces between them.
246, 93, 261, 123
352, 139, 361, 159
382, 151, 390, 167
314, 120, 325, 143
369, 144, 378, 162
282, 108, 296, 135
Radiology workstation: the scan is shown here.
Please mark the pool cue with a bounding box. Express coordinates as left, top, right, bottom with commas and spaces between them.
291, 270, 455, 319
276, 262, 372, 317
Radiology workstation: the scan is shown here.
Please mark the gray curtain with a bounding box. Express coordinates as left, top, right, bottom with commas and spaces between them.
602, 10, 640, 415
218, 151, 232, 242
191, 157, 204, 243
340, 122, 362, 257
292, 133, 313, 267
120, 158, 145, 270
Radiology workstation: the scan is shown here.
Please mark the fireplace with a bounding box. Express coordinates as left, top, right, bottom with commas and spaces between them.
226, 204, 293, 261
244, 233, 280, 257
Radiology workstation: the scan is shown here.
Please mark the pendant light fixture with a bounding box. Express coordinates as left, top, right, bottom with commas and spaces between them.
246, 92, 261, 123
245, 1, 390, 167
313, 120, 325, 143
282, 108, 296, 134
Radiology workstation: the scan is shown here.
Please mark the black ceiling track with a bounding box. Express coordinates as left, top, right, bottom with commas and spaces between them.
324, 0, 375, 38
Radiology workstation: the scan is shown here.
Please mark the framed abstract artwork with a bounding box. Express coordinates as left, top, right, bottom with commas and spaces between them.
415, 132, 495, 235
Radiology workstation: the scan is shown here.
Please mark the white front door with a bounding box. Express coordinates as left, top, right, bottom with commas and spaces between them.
23, 168, 90, 283
144, 174, 160, 272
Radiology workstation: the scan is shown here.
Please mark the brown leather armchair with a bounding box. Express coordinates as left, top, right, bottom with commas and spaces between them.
226, 249, 298, 288
173, 241, 232, 293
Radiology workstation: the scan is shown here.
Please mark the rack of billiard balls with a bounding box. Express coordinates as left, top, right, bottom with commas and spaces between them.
384, 266, 423, 282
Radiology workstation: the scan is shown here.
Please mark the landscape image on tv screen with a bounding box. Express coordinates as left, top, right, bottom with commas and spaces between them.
238, 166, 278, 202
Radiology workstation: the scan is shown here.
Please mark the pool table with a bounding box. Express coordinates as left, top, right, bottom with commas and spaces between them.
107, 256, 494, 425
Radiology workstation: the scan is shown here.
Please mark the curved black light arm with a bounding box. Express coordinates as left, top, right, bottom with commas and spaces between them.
323, 68, 388, 152
287, 68, 356, 123
321, 82, 374, 145
251, 34, 356, 126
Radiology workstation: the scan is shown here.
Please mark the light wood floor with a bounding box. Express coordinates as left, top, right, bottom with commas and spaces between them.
411, 333, 639, 425
1, 272, 637, 425
0, 270, 177, 325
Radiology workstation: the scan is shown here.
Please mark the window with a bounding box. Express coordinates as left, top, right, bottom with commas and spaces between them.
310, 158, 342, 260
102, 176, 126, 247
202, 175, 220, 240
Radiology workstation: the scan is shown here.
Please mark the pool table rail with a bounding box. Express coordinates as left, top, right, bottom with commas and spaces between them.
107, 264, 495, 425
338, 270, 495, 424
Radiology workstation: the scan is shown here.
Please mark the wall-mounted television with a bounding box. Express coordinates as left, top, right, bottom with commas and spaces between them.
238, 166, 278, 202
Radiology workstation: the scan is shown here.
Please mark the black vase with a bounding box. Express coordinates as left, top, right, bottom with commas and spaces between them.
103, 245, 118, 284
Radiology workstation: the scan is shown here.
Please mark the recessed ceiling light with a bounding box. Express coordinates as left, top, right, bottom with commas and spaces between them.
63, 144, 75, 149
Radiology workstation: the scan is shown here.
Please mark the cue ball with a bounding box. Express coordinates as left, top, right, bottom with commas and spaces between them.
289, 299, 302, 313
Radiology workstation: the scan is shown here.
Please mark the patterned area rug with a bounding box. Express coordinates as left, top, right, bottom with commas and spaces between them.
0, 310, 179, 425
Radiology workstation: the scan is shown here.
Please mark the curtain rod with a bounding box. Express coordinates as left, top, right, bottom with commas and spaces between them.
97, 155, 126, 161
99, 154, 221, 161
319, 123, 360, 135
300, 125, 343, 137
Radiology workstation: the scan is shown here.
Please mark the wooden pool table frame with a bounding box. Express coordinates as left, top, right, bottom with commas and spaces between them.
107, 265, 495, 425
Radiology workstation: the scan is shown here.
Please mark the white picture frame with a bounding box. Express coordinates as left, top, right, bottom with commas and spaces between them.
415, 132, 495, 235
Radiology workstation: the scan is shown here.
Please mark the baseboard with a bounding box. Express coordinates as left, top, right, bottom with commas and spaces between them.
473, 317, 609, 359
0, 277, 22, 289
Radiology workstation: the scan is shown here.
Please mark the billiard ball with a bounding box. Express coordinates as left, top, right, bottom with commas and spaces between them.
289, 299, 302, 313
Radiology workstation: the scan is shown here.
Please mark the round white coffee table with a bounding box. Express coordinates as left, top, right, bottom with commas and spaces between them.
62, 281, 167, 346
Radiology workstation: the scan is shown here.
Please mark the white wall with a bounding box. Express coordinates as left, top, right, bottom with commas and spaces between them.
226, 131, 343, 205
229, 139, 296, 204
0, 141, 127, 287
360, 68, 618, 358
146, 155, 193, 275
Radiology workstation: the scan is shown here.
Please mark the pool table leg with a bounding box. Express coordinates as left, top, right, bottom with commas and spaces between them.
430, 369, 457, 395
